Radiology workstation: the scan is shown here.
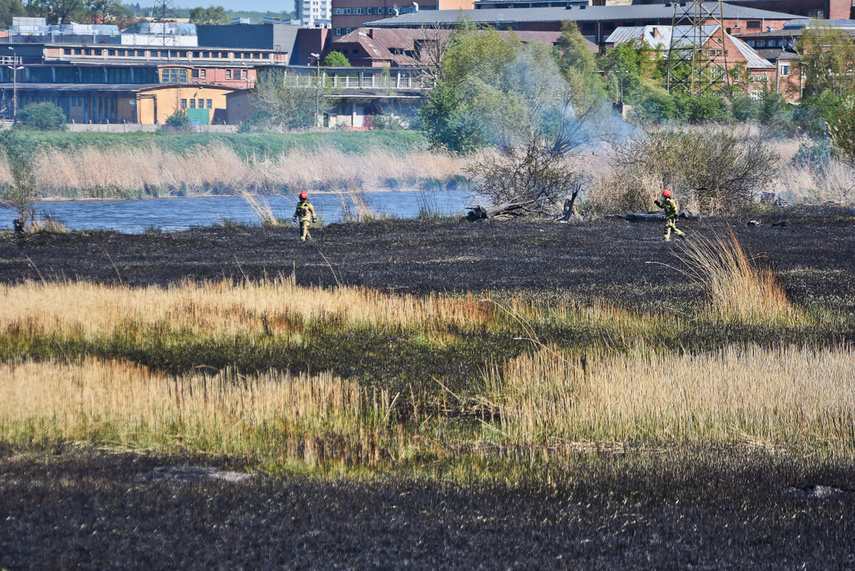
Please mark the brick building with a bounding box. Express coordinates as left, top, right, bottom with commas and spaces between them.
365, 3, 800, 45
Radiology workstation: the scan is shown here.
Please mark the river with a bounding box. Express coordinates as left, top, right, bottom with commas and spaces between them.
0, 190, 470, 234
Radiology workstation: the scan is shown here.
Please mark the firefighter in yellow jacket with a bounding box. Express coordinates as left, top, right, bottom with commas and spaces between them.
654, 189, 685, 241
293, 191, 317, 241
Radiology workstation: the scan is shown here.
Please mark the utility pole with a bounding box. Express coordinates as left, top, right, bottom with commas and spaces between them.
311, 52, 321, 127
7, 47, 23, 122
665, 0, 731, 97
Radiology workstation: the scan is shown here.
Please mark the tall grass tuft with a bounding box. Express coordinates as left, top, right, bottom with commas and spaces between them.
483, 345, 855, 454
675, 229, 806, 325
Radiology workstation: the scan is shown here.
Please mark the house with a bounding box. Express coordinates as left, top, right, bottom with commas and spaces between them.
605, 24, 794, 100
331, 27, 572, 67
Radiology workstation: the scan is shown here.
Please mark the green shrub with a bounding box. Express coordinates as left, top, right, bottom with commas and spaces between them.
14, 102, 67, 131
791, 139, 833, 169
163, 110, 191, 131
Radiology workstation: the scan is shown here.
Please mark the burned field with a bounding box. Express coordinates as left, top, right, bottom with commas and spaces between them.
1, 211, 855, 568
2, 447, 855, 568
2, 212, 854, 311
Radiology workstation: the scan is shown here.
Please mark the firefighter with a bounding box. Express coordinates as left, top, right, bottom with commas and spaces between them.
654, 189, 685, 241
293, 191, 317, 241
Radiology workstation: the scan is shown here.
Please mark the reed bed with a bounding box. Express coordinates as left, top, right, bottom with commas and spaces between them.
0, 357, 394, 465
483, 344, 855, 455
0, 279, 501, 339
2, 144, 466, 199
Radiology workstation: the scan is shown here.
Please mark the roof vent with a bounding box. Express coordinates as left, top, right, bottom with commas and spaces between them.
579, 4, 585, 8
565, 4, 571, 8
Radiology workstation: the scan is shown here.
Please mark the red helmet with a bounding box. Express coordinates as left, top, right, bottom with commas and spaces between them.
299, 192, 308, 200
662, 189, 672, 198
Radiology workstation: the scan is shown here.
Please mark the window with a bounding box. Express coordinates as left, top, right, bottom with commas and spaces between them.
161, 69, 187, 83
197, 99, 204, 108
241, 70, 248, 80
181, 99, 187, 109
226, 69, 232, 79
750, 90, 761, 100
335, 28, 342, 35
206, 99, 212, 109
780, 64, 790, 77
356, 7, 364, 14
747, 20, 761, 29
581, 22, 595, 32
189, 99, 196, 109
108, 49, 116, 56
345, 7, 351, 14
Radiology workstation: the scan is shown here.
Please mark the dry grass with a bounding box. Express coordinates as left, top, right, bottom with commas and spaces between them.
0, 357, 393, 465
35, 144, 250, 196
483, 344, 855, 454
255, 146, 463, 192
0, 279, 499, 339
675, 229, 806, 325
770, 160, 855, 205
0, 144, 466, 199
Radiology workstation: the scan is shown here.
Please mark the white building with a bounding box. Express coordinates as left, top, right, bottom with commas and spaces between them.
296, 0, 332, 28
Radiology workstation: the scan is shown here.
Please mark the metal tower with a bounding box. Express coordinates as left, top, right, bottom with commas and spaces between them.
152, 0, 177, 49
665, 0, 732, 97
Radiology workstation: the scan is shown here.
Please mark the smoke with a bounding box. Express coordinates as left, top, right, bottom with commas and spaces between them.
457, 41, 635, 154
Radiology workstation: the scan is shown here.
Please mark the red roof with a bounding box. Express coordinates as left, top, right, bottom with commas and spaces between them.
333, 27, 568, 67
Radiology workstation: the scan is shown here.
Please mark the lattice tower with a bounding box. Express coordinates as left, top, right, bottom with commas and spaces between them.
665, 0, 732, 97
152, 0, 177, 49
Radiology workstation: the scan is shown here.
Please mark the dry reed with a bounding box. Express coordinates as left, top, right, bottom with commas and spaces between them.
0, 357, 393, 465
16, 144, 465, 198
483, 344, 855, 453
0, 279, 500, 339
674, 229, 806, 325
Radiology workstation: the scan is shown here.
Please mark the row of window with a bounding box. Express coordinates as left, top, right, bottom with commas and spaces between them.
160, 68, 248, 83
62, 47, 270, 60
744, 39, 790, 49
180, 98, 214, 110
333, 6, 416, 15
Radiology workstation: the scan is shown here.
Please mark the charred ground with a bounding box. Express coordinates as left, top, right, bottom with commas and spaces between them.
1, 211, 855, 568
2, 211, 854, 315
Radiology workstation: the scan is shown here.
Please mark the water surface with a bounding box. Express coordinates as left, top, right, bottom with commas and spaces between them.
0, 190, 469, 234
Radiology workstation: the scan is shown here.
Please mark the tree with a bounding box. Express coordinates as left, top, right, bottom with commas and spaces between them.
188, 5, 228, 25
0, 0, 27, 28
829, 94, 855, 167
248, 69, 331, 130
323, 51, 350, 67
29, 0, 86, 24
796, 20, 855, 97
14, 102, 67, 131
0, 132, 39, 232
84, 0, 121, 23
